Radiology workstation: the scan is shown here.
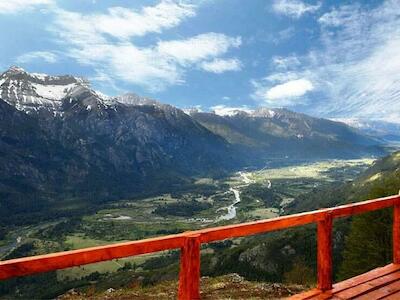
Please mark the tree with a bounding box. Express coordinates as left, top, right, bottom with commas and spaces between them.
0, 227, 6, 240
338, 175, 400, 280
284, 257, 315, 285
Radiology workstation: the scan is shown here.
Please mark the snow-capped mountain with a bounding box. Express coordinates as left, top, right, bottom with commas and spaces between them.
0, 67, 238, 223
0, 67, 387, 224
190, 107, 384, 159
0, 66, 89, 114
0, 67, 173, 116
332, 118, 400, 144
116, 93, 161, 107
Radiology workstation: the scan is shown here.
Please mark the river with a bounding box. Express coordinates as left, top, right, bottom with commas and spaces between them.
217, 172, 256, 221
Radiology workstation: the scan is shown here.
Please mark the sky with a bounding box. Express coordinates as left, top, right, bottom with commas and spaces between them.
1, 0, 400, 123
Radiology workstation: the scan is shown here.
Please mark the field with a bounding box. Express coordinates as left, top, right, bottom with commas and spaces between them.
250, 158, 374, 181
57, 234, 169, 280
0, 158, 375, 283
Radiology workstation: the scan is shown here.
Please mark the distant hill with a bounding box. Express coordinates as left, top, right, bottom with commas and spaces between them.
332, 118, 400, 145
289, 151, 400, 213
191, 108, 384, 160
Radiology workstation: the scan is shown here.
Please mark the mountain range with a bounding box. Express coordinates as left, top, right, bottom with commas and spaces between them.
0, 67, 386, 222
190, 109, 383, 160
332, 118, 400, 145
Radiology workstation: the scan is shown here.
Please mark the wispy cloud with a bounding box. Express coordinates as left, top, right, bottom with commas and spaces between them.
53, 1, 196, 41
272, 0, 321, 19
271, 27, 295, 44
254, 0, 400, 123
199, 58, 242, 73
157, 34, 241, 65
16, 51, 58, 63
272, 55, 301, 71
0, 0, 53, 14
49, 2, 242, 91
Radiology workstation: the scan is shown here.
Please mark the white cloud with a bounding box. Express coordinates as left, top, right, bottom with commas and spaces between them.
59, 1, 195, 41
157, 33, 241, 65
210, 105, 254, 116
199, 58, 242, 73
66, 43, 182, 91
310, 1, 400, 122
51, 1, 195, 44
254, 1, 400, 123
272, 55, 301, 70
49, 2, 242, 91
270, 27, 295, 44
318, 5, 360, 27
272, 0, 321, 18
16, 51, 58, 63
265, 72, 300, 83
251, 69, 314, 105
0, 0, 53, 14
265, 79, 314, 100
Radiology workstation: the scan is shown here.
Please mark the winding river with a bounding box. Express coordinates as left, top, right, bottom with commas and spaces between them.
217, 187, 241, 221
217, 172, 255, 221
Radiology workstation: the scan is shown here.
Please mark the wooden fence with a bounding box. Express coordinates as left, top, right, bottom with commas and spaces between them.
1, 194, 400, 299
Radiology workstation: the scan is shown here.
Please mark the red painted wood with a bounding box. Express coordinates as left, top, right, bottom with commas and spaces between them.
354, 278, 400, 300
290, 264, 400, 300
330, 194, 400, 218
335, 271, 400, 299
382, 290, 400, 299
0, 234, 185, 280
178, 234, 201, 300
394, 203, 400, 264
0, 194, 399, 299
317, 212, 333, 291
198, 194, 400, 244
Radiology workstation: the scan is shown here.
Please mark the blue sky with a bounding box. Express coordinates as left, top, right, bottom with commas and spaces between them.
1, 0, 399, 123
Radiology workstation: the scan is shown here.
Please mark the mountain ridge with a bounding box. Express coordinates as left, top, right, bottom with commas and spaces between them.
0, 66, 387, 224
190, 108, 383, 160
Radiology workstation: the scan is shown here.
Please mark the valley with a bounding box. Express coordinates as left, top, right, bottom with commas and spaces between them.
0, 67, 395, 299
2, 1, 400, 298
0, 158, 374, 292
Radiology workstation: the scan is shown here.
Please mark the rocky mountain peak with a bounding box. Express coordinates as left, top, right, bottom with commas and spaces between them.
4, 65, 26, 75
116, 93, 161, 107
251, 107, 278, 118
0, 66, 91, 114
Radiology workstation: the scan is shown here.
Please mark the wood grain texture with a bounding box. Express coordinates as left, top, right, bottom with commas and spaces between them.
178, 235, 201, 300
0, 234, 186, 280
317, 212, 333, 291
354, 278, 400, 300
1, 194, 400, 300
292, 264, 400, 300
394, 203, 400, 264
335, 271, 400, 299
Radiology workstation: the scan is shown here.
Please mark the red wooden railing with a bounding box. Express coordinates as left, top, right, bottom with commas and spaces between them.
1, 194, 400, 299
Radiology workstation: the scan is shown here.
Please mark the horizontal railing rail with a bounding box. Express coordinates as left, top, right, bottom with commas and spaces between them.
1, 194, 400, 299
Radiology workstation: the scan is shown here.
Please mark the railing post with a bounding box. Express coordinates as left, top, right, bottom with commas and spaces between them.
178, 234, 201, 300
317, 212, 333, 291
393, 193, 400, 264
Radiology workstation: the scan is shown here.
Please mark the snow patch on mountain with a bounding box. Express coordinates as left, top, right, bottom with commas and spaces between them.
31, 82, 77, 101
0, 67, 93, 113
116, 93, 160, 106
211, 105, 255, 117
